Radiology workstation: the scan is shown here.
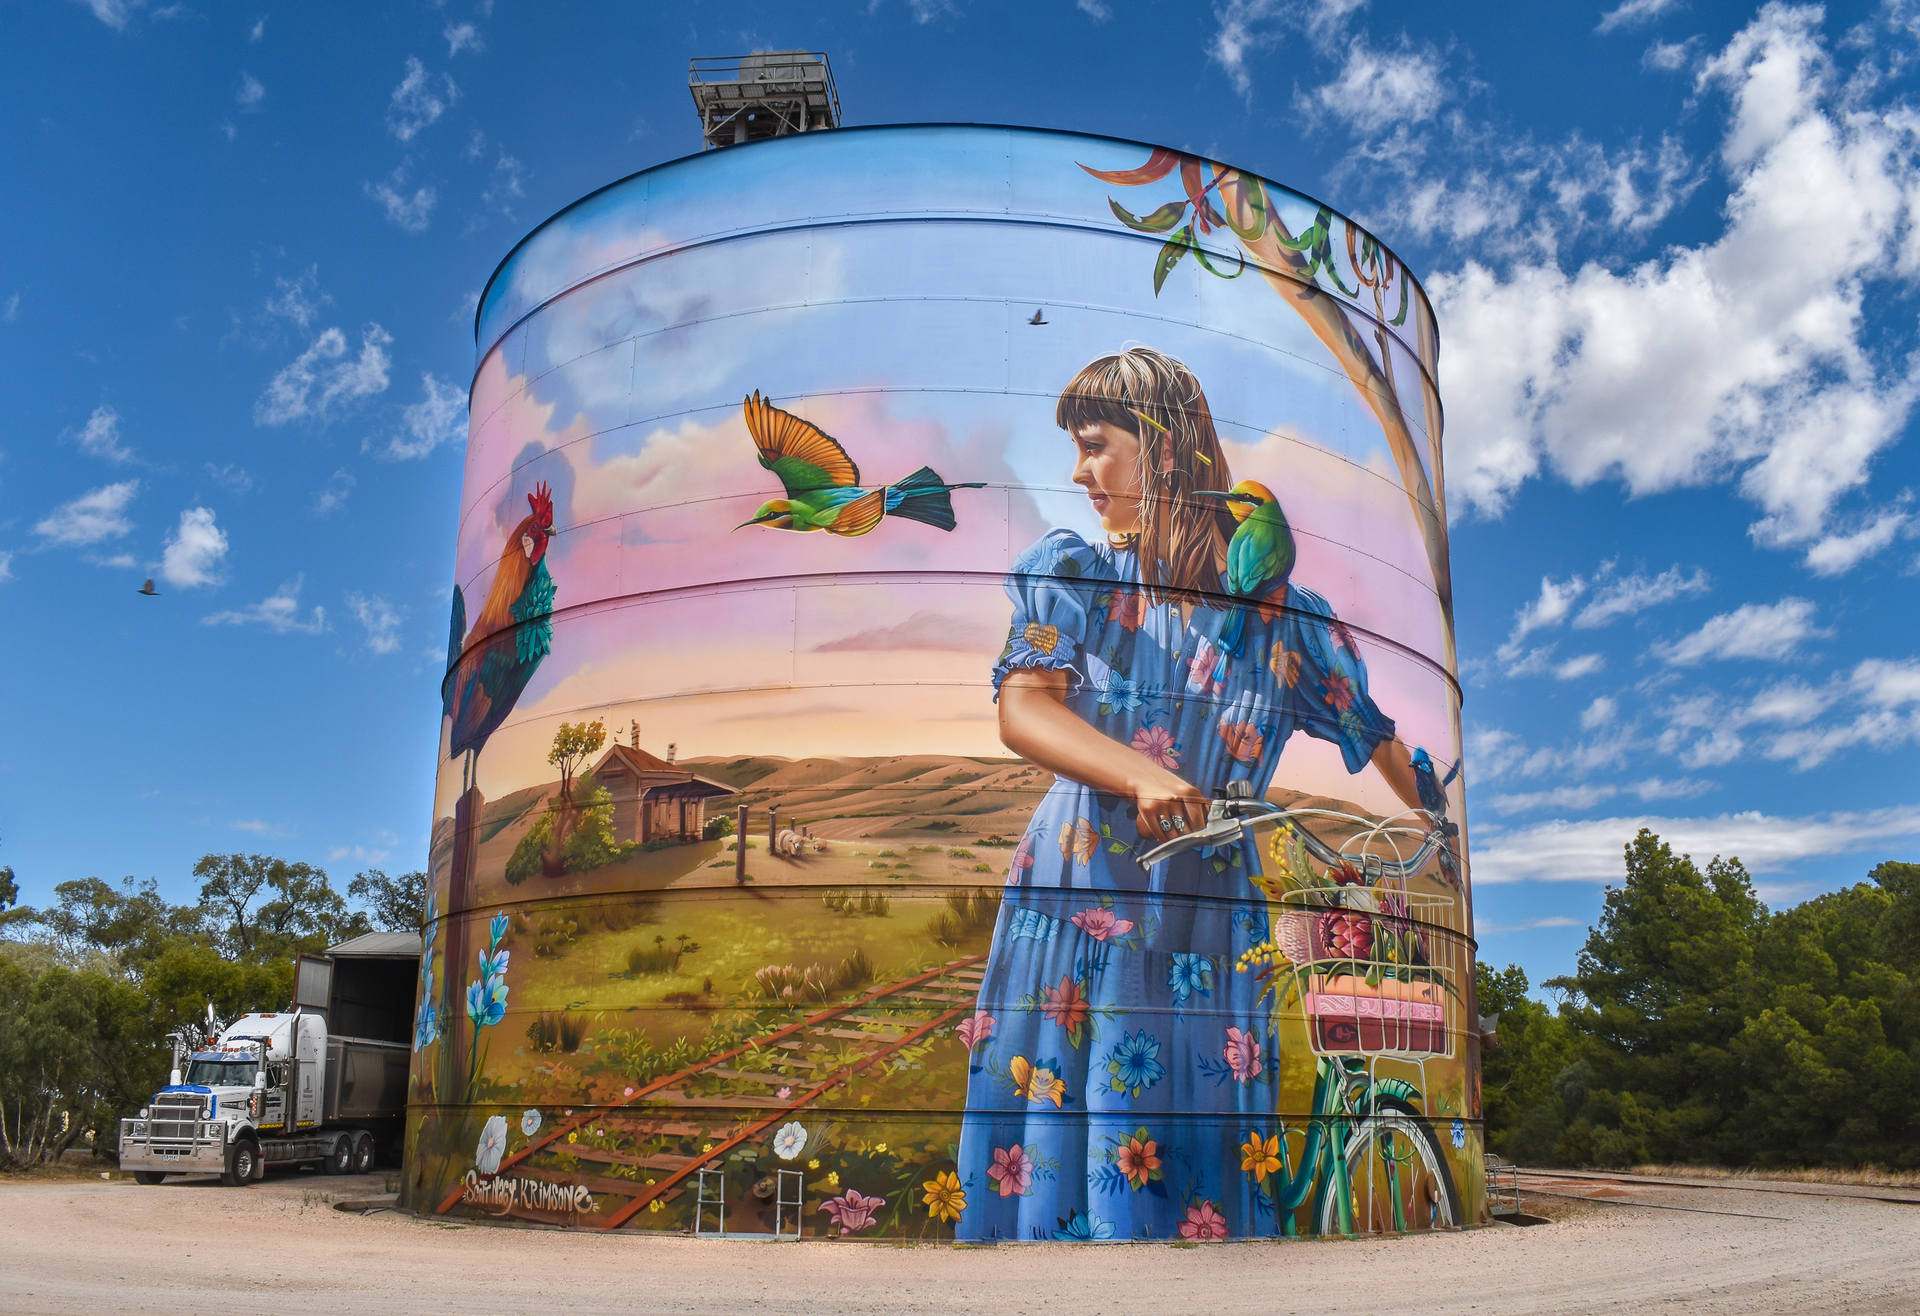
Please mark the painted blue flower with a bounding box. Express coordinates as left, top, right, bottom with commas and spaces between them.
478, 947, 511, 979
488, 910, 509, 949
1095, 671, 1144, 712
1105, 1030, 1165, 1098
1051, 1209, 1117, 1241
413, 998, 439, 1050
1451, 1119, 1466, 1150
1168, 953, 1213, 1005
466, 975, 508, 1028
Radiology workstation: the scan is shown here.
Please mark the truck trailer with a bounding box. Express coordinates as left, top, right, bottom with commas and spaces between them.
117, 931, 420, 1185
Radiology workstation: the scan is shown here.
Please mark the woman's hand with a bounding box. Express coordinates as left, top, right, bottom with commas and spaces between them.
1128, 764, 1210, 848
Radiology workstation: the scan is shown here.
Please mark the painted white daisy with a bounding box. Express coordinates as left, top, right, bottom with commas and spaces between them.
476, 1114, 509, 1175
520, 1108, 542, 1137
772, 1120, 807, 1161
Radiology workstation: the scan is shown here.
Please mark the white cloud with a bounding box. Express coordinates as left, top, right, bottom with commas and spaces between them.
249, 16, 263, 42
0, 551, 13, 582
1802, 506, 1910, 575
255, 325, 393, 425
386, 57, 457, 142
264, 268, 325, 328
376, 373, 467, 460
346, 592, 404, 654
1207, 0, 1286, 98
70, 0, 142, 31
66, 404, 134, 463
1854, 657, 1920, 708
3, 292, 20, 322
366, 168, 436, 234
314, 469, 355, 516
206, 463, 253, 493
1654, 596, 1824, 665
203, 575, 328, 634
481, 153, 525, 215
1312, 40, 1445, 133
1473, 804, 1920, 885
159, 507, 228, 588
236, 73, 264, 108
1655, 658, 1920, 770
1596, 0, 1682, 35
1554, 653, 1606, 680
1432, 7, 1920, 549
1580, 696, 1618, 729
34, 480, 138, 545
1643, 38, 1696, 71
1488, 783, 1619, 814
1497, 573, 1586, 663
230, 819, 291, 837
1574, 564, 1710, 627
444, 22, 481, 55
1076, 0, 1111, 19
1629, 776, 1716, 801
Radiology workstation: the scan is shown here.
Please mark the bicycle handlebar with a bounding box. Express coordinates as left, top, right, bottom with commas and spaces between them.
1136, 792, 1448, 878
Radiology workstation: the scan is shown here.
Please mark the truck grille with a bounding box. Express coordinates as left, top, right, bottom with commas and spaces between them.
151, 1093, 209, 1143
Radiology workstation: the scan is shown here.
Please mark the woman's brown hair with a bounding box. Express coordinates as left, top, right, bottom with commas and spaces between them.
1055, 346, 1236, 606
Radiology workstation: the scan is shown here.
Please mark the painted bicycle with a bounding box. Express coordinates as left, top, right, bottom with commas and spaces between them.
1145, 783, 1466, 1234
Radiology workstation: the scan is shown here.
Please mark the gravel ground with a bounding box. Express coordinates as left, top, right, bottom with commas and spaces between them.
0, 1168, 1915, 1315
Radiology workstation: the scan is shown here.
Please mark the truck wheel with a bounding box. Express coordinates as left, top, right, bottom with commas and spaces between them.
132, 1172, 167, 1186
324, 1134, 353, 1175
222, 1140, 258, 1187
350, 1132, 375, 1175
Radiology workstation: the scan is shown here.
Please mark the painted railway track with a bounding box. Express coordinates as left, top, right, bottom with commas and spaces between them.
436, 954, 986, 1228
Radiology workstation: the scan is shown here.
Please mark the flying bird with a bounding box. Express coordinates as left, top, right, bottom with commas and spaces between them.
444, 482, 557, 792
137, 579, 158, 596
736, 391, 984, 536
1028, 309, 1048, 325
1195, 480, 1296, 672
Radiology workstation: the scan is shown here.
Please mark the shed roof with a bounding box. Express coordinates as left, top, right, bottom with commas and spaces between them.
327, 930, 423, 958
593, 745, 739, 799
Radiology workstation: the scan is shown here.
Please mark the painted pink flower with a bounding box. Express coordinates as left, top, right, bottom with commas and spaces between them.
819, 1189, 886, 1234
776, 1086, 792, 1100
1223, 1027, 1263, 1082
1108, 589, 1147, 632
1129, 724, 1180, 770
956, 1012, 996, 1049
1179, 1200, 1229, 1240
1070, 907, 1136, 942
1187, 642, 1223, 694
987, 1144, 1034, 1198
1006, 832, 1036, 886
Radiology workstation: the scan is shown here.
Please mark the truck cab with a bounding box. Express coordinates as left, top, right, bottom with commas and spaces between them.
118, 932, 418, 1186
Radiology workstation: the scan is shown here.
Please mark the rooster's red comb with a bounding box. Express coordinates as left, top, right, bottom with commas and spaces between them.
528, 481, 554, 523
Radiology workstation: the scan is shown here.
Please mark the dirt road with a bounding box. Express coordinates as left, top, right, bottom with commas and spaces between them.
1, 1168, 1915, 1315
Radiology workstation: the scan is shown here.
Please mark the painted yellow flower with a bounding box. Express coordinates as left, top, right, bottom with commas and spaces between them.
922, 1170, 966, 1223
567, 1132, 577, 1144
648, 1199, 663, 1213
1269, 643, 1301, 688
827, 1171, 840, 1187
1241, 1132, 1281, 1185
1010, 1055, 1066, 1108
875, 1143, 888, 1154
808, 1159, 820, 1170
1058, 819, 1099, 866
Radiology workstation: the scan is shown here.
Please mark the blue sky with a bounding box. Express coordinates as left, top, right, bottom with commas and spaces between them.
3, 0, 1917, 982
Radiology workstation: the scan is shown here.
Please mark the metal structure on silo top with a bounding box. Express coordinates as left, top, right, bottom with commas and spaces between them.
408, 123, 1483, 1241
689, 51, 839, 149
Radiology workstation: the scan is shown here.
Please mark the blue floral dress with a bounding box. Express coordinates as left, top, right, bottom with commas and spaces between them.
954, 529, 1396, 1241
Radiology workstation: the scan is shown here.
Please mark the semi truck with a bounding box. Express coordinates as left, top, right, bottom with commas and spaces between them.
117, 931, 420, 1186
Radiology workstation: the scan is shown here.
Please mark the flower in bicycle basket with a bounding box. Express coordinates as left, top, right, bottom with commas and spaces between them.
1318, 909, 1373, 961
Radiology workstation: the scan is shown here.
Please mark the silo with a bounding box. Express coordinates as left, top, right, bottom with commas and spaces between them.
406, 123, 1482, 1239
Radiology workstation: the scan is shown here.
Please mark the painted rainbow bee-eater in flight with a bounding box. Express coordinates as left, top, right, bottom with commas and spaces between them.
1196, 478, 1296, 667
735, 391, 984, 536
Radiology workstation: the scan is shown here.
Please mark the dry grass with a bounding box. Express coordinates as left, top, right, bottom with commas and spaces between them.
1631, 1162, 1920, 1190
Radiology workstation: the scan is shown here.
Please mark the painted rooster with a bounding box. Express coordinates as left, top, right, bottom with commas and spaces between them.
444, 482, 557, 789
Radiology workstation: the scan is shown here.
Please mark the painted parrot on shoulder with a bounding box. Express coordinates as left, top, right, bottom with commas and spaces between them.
1195, 479, 1296, 680
444, 482, 557, 790
735, 391, 984, 535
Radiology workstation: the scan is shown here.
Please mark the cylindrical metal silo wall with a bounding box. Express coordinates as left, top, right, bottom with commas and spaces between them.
404, 124, 1481, 1238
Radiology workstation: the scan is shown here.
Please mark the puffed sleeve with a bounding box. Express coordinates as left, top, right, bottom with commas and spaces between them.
1272, 584, 1397, 773
991, 530, 1112, 698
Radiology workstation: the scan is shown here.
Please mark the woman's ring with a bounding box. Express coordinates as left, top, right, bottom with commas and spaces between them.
1172, 817, 1187, 832
1158, 816, 1172, 830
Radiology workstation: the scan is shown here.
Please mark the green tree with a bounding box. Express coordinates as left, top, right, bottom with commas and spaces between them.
543, 719, 606, 875
347, 869, 428, 932
192, 854, 367, 959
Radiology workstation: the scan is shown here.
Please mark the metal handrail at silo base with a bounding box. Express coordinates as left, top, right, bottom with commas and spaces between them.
689, 52, 840, 150
1486, 1154, 1524, 1217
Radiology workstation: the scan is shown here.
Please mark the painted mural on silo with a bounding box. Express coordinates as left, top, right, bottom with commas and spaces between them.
404, 125, 1480, 1240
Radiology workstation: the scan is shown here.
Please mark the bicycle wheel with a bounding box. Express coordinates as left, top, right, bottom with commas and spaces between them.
1317, 1099, 1461, 1234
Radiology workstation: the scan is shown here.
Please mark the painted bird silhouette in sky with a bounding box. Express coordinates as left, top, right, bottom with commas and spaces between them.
735, 391, 984, 536
1196, 479, 1295, 677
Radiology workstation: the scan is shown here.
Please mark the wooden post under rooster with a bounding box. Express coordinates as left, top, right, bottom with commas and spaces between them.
438, 482, 556, 1096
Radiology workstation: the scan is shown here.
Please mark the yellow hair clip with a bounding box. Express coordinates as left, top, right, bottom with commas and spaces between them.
1129, 408, 1169, 434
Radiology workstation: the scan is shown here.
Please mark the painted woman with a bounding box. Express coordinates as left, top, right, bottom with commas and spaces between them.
953, 346, 1426, 1241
